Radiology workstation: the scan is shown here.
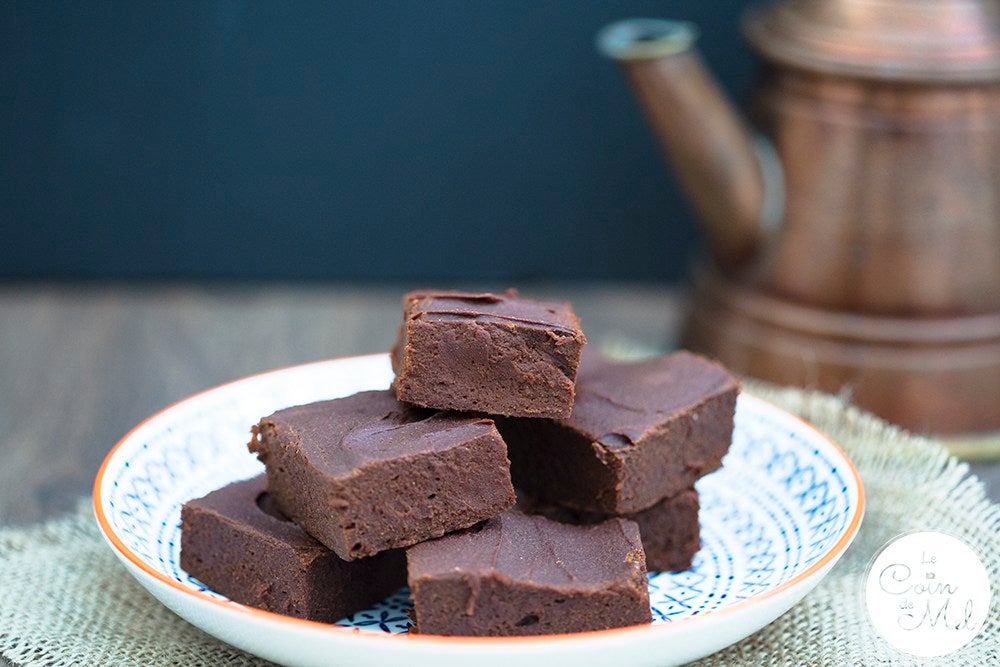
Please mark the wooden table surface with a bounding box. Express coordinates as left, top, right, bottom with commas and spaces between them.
1, 282, 997, 528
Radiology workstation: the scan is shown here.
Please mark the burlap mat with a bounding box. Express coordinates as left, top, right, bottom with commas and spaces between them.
2, 384, 998, 667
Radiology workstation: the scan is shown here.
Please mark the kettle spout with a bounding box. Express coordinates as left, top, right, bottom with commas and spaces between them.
598, 19, 776, 269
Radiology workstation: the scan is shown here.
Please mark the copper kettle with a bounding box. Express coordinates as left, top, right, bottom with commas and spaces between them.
599, 0, 1000, 451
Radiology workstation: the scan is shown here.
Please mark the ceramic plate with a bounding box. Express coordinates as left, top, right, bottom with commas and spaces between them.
94, 353, 864, 667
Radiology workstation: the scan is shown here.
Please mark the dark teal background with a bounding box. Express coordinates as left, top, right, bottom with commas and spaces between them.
1, 1, 754, 281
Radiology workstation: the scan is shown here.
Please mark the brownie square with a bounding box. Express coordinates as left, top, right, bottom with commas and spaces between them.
516, 488, 701, 572
390, 289, 586, 418
406, 511, 651, 636
248, 390, 516, 560
498, 350, 738, 514
180, 475, 405, 622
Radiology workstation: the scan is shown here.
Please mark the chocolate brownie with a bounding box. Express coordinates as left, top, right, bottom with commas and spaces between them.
406, 511, 651, 636
498, 350, 738, 514
516, 488, 701, 572
390, 289, 586, 418
248, 390, 516, 560
180, 475, 405, 622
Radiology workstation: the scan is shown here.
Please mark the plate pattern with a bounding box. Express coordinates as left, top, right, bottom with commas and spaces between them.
104, 358, 854, 635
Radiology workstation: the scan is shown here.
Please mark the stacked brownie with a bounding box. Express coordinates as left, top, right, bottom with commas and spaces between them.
180, 288, 738, 637
501, 348, 739, 572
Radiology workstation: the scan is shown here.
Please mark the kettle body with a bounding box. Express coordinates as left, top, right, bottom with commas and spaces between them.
749, 64, 1000, 316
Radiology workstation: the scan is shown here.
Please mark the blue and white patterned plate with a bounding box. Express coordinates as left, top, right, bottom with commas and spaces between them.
95, 353, 864, 667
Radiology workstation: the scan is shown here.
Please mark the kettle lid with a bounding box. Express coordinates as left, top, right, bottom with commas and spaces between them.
744, 0, 1000, 82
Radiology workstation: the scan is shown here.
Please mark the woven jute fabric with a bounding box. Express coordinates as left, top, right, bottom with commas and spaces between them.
1, 384, 998, 667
